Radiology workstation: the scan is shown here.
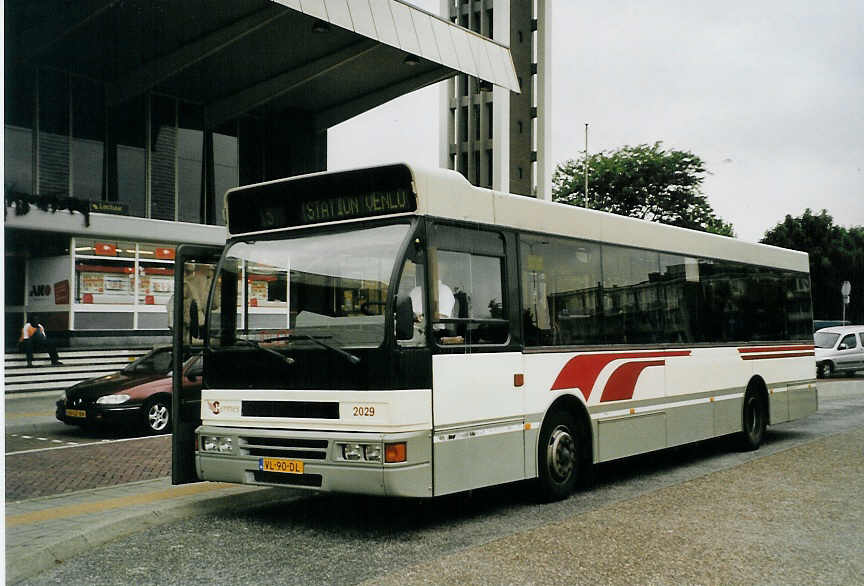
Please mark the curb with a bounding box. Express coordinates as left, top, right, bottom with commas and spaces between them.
6, 481, 302, 584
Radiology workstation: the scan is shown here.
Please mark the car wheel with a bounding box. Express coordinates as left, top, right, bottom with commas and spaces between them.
739, 388, 766, 451
817, 362, 833, 379
144, 397, 171, 434
537, 410, 580, 502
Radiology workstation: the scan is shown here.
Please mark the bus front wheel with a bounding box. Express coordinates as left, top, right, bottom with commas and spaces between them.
537, 410, 580, 502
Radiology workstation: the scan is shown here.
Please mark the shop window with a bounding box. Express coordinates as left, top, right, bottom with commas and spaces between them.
76, 260, 135, 305
138, 248, 175, 307
74, 239, 136, 305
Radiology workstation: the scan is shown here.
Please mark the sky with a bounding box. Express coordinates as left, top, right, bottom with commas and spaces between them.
328, 0, 864, 243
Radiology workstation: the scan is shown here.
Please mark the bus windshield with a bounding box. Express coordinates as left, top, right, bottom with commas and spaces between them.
209, 223, 410, 351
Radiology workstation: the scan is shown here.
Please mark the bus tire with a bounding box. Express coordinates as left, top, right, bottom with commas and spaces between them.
738, 387, 766, 451
537, 409, 580, 502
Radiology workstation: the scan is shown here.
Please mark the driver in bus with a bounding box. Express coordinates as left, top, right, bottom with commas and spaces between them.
411, 280, 455, 321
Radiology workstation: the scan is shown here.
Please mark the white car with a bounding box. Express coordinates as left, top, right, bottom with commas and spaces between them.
814, 325, 864, 378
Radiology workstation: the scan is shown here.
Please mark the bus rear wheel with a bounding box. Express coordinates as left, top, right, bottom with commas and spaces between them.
739, 389, 766, 451
537, 410, 580, 502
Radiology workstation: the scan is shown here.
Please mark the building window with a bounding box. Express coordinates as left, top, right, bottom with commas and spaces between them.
213, 121, 239, 226
110, 96, 147, 217
150, 95, 177, 221
473, 104, 481, 140
178, 101, 204, 224
5, 64, 35, 195
71, 76, 106, 201
38, 69, 70, 196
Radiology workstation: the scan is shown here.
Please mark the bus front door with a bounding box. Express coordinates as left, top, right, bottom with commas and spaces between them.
171, 244, 223, 484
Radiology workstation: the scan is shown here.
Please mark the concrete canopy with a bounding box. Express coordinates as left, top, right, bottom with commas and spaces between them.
6, 0, 519, 129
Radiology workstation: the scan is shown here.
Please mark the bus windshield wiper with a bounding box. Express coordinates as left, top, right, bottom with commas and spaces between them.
235, 338, 295, 365
259, 334, 362, 366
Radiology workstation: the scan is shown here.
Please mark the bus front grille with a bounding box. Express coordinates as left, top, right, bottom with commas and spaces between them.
239, 436, 329, 459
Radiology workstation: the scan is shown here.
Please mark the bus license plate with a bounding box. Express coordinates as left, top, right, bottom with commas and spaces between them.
66, 409, 86, 418
259, 457, 304, 474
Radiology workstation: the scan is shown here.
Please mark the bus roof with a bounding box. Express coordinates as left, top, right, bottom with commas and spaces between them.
409, 164, 809, 273
225, 162, 809, 273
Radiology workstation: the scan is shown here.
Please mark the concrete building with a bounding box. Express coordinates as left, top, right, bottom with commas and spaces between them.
438, 0, 550, 199
4, 0, 518, 348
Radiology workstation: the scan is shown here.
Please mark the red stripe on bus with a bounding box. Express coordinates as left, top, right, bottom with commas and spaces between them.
740, 352, 815, 360
737, 345, 815, 353
551, 351, 691, 401
600, 360, 665, 403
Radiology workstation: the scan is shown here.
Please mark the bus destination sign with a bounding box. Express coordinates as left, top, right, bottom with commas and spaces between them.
227, 164, 417, 234
301, 190, 412, 224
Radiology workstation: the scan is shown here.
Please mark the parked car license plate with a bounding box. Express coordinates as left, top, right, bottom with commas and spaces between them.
66, 409, 86, 418
259, 457, 303, 474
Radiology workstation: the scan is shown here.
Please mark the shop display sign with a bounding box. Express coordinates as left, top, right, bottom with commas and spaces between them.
27, 256, 70, 309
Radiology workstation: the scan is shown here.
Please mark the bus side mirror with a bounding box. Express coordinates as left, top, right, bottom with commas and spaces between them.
395, 296, 414, 341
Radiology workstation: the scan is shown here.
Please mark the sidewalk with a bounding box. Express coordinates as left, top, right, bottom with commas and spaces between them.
5, 477, 300, 584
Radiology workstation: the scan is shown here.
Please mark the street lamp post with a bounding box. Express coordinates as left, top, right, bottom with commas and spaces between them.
841, 281, 851, 323
584, 123, 589, 208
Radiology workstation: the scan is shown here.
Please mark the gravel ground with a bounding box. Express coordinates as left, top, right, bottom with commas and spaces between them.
366, 427, 864, 586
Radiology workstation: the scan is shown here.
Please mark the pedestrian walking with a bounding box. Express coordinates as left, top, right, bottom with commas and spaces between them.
19, 315, 63, 367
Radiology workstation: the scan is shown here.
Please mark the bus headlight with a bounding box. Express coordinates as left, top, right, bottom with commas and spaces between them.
201, 435, 233, 453
342, 444, 363, 461
202, 436, 217, 452
217, 437, 233, 453
338, 443, 385, 462
364, 445, 382, 462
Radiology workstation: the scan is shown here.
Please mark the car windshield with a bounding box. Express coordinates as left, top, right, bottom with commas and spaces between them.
209, 223, 410, 350
123, 348, 173, 374
814, 332, 840, 349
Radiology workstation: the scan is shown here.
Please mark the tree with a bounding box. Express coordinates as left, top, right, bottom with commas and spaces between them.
761, 209, 864, 323
553, 142, 734, 236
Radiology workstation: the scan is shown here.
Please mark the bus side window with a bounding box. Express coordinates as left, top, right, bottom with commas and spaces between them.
396, 258, 426, 347
433, 249, 508, 346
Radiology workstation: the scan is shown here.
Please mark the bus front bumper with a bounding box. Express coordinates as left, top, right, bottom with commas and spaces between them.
195, 425, 432, 498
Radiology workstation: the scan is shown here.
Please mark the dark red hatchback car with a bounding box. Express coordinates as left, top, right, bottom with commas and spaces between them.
56, 346, 202, 434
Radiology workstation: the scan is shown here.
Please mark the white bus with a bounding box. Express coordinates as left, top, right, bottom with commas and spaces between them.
191, 163, 817, 501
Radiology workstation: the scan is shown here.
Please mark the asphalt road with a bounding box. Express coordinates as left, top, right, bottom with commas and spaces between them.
13, 380, 864, 586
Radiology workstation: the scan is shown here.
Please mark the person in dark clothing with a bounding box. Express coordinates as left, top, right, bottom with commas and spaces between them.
19, 314, 63, 367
